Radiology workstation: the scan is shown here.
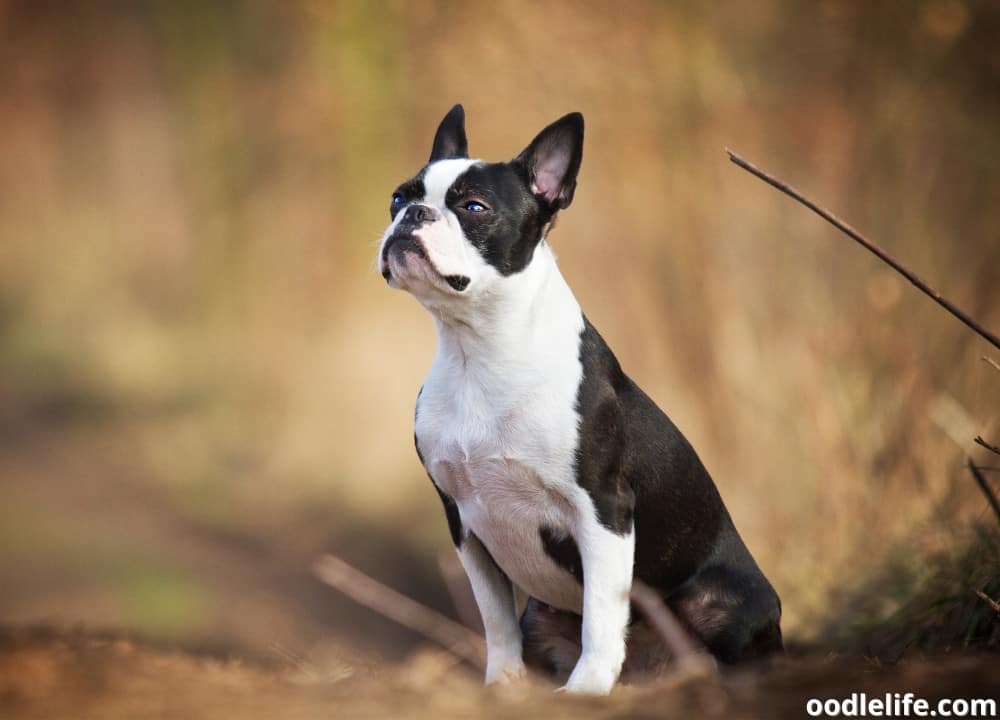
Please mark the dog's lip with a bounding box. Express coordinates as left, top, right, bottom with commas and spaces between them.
382, 233, 427, 266
381, 234, 470, 293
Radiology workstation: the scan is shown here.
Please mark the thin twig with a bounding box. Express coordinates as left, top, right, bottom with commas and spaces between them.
968, 459, 1000, 525
975, 436, 1000, 457
630, 580, 717, 678
983, 356, 1000, 373
726, 150, 1000, 352
976, 590, 1000, 615
313, 554, 486, 669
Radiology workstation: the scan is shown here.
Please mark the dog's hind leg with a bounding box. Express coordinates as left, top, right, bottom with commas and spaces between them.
667, 564, 783, 663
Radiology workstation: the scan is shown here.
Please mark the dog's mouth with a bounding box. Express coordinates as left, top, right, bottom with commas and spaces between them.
381, 234, 470, 292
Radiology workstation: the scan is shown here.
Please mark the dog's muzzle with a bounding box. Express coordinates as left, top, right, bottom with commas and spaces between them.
381, 222, 470, 292
381, 233, 427, 277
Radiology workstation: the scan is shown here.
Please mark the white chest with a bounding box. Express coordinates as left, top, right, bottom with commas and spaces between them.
414, 320, 588, 611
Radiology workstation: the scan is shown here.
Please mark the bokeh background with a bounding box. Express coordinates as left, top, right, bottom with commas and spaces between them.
1, 0, 998, 667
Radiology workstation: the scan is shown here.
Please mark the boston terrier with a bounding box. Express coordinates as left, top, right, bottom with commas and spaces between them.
377, 105, 782, 695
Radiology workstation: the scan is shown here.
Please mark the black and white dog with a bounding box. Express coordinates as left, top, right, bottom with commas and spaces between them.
377, 105, 782, 695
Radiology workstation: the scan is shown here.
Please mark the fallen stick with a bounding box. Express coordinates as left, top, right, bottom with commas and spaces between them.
726, 149, 1000, 352
314, 553, 486, 669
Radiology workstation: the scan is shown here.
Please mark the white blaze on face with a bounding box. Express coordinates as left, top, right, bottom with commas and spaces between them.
421, 158, 478, 207
378, 158, 492, 300
412, 158, 482, 281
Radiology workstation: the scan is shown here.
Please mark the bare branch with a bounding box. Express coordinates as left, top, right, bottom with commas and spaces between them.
975, 436, 1000, 457
726, 150, 1000, 352
983, 356, 1000, 373
975, 590, 1000, 615
314, 554, 486, 669
968, 459, 1000, 526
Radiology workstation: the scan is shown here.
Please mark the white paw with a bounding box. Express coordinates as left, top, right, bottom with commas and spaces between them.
484, 650, 527, 685
558, 658, 619, 695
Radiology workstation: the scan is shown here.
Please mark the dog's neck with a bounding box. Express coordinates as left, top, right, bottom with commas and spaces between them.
429, 242, 583, 374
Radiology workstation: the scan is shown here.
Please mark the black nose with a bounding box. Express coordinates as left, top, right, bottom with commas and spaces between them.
401, 204, 438, 226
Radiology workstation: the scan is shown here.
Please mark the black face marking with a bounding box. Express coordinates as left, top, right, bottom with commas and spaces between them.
387, 110, 585, 280
389, 171, 427, 220
447, 163, 550, 275
539, 526, 583, 585
389, 161, 551, 277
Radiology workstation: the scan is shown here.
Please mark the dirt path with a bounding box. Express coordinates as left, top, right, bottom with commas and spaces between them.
1, 628, 997, 720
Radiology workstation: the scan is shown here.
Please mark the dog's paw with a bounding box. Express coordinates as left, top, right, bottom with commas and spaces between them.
558, 658, 619, 695
484, 651, 527, 685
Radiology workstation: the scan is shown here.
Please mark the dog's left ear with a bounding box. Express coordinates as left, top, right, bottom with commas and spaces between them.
429, 104, 469, 162
515, 112, 584, 210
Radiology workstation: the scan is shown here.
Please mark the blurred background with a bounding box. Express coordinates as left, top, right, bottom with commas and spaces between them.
1, 0, 998, 667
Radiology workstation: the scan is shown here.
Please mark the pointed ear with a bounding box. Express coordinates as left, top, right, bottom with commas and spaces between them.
514, 112, 584, 210
429, 104, 469, 162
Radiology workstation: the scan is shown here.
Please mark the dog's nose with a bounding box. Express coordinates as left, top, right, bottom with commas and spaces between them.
401, 204, 438, 226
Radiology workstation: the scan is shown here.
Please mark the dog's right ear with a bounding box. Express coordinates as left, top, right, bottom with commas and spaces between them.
429, 104, 469, 162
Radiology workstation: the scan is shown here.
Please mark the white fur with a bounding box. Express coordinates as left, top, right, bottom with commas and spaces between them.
563, 525, 634, 693
417, 244, 588, 611
457, 535, 526, 684
385, 159, 633, 695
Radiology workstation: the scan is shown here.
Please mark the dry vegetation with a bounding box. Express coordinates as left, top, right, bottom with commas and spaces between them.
1, 0, 999, 716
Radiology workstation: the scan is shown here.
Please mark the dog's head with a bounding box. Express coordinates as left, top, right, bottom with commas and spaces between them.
377, 104, 583, 310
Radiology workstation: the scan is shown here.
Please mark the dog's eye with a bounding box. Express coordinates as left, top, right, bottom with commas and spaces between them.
463, 200, 488, 213
391, 193, 405, 206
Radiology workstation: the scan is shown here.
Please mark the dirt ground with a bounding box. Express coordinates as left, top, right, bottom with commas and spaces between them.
1, 627, 997, 720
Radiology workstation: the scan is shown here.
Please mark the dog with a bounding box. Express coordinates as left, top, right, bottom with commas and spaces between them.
377, 105, 782, 695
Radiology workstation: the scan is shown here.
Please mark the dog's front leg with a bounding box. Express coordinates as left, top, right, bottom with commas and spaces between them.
457, 533, 526, 685
561, 516, 635, 695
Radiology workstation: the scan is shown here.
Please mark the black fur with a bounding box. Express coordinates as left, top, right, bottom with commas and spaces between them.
415, 399, 464, 549
389, 174, 426, 220
540, 316, 783, 666
434, 483, 464, 548
538, 527, 583, 584
429, 104, 468, 162
514, 112, 584, 210
571, 317, 635, 534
